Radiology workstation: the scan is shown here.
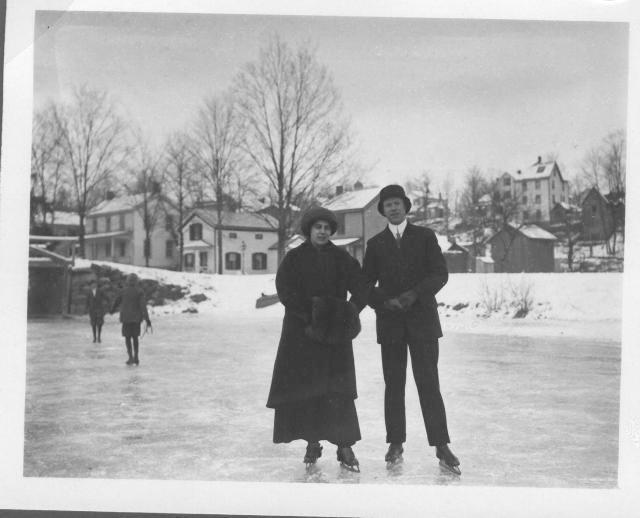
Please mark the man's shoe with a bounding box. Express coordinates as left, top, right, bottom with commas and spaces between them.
126, 357, 134, 365
436, 444, 461, 475
385, 443, 404, 464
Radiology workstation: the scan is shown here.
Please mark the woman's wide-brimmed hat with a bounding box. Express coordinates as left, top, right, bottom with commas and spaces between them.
300, 207, 338, 237
377, 184, 412, 215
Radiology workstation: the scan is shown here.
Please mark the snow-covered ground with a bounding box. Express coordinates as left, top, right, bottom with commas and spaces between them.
76, 259, 623, 341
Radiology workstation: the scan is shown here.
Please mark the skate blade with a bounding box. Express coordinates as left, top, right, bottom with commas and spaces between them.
340, 462, 360, 473
386, 457, 403, 467
439, 459, 461, 475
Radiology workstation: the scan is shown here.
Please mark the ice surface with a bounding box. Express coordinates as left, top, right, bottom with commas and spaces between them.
24, 309, 620, 487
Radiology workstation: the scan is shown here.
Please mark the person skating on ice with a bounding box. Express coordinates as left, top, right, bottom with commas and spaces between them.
362, 185, 461, 475
111, 273, 151, 366
86, 278, 109, 343
267, 207, 368, 472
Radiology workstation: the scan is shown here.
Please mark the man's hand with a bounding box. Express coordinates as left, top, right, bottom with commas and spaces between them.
397, 289, 417, 310
383, 298, 404, 311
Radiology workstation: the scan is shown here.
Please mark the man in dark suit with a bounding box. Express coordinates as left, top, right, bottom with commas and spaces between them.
362, 184, 460, 474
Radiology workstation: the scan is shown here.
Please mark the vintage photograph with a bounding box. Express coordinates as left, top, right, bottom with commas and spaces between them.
1, 1, 638, 516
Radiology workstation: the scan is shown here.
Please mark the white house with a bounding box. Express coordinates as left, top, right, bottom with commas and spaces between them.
181, 209, 279, 274
84, 194, 178, 269
499, 156, 570, 223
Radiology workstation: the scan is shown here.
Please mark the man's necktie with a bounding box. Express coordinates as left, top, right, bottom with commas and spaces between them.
395, 230, 402, 247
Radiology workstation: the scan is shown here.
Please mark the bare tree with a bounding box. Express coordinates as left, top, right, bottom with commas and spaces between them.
440, 176, 453, 235
125, 133, 165, 267
459, 166, 491, 256
602, 129, 626, 247
52, 86, 131, 257
31, 104, 66, 231
163, 132, 197, 270
234, 35, 353, 262
405, 170, 431, 222
188, 93, 244, 274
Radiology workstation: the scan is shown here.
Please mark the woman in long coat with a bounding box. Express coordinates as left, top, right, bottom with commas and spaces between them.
267, 207, 369, 471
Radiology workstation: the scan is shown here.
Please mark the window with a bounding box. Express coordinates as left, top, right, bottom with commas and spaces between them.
106, 216, 111, 232
119, 213, 125, 230
105, 241, 112, 257
535, 180, 540, 189
119, 241, 126, 257
199, 251, 208, 268
165, 240, 174, 258
535, 209, 542, 221
91, 243, 97, 258
535, 195, 541, 204
185, 253, 195, 268
537, 165, 545, 173
165, 214, 174, 231
522, 181, 527, 191
503, 177, 511, 187
522, 196, 528, 204
229, 232, 238, 239
552, 195, 556, 204
523, 210, 529, 221
255, 233, 263, 240
592, 205, 597, 215
92, 218, 98, 233
225, 252, 241, 270
552, 180, 555, 189
252, 252, 267, 270
143, 238, 151, 258
189, 223, 202, 241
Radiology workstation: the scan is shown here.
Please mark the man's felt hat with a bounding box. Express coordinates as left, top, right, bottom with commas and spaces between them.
377, 184, 412, 215
300, 207, 338, 237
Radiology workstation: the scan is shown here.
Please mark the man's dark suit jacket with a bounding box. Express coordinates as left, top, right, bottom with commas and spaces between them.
362, 222, 448, 344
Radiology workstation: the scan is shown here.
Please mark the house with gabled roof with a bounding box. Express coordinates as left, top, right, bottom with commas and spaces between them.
580, 187, 614, 242
180, 209, 278, 274
487, 223, 557, 272
323, 185, 388, 262
498, 156, 570, 223
84, 193, 178, 269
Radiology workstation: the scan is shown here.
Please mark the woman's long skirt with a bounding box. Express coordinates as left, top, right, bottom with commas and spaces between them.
273, 393, 361, 446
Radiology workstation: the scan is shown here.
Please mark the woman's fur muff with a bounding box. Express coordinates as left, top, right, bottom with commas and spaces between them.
304, 296, 362, 345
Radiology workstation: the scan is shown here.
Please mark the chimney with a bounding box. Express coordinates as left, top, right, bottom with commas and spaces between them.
353, 181, 363, 191
336, 185, 344, 196
537, 156, 542, 165
106, 191, 116, 200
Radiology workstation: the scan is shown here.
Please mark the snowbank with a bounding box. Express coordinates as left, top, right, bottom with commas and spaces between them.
75, 260, 622, 339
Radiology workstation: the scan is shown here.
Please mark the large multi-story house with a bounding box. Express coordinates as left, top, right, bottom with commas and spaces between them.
84, 193, 179, 269
323, 184, 388, 263
180, 209, 279, 274
499, 156, 570, 223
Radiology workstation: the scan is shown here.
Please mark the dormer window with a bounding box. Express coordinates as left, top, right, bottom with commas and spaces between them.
536, 166, 545, 173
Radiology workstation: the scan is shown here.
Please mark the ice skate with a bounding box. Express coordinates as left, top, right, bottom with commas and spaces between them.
436, 444, 461, 475
126, 357, 134, 365
336, 446, 360, 472
304, 442, 323, 467
385, 443, 404, 465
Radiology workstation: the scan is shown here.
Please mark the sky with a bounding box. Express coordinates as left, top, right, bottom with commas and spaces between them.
32, 11, 629, 194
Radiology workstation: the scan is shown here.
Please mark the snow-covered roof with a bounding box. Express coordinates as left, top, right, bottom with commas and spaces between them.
323, 187, 380, 212
90, 194, 144, 215
331, 237, 361, 247
52, 211, 80, 226
183, 239, 214, 249
186, 209, 278, 231
84, 230, 132, 240
268, 234, 305, 251
512, 160, 561, 182
518, 225, 557, 241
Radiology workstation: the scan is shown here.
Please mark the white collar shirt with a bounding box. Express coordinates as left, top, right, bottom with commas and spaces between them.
388, 219, 408, 239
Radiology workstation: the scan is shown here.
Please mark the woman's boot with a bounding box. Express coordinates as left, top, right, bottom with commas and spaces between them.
304, 441, 323, 465
336, 445, 360, 472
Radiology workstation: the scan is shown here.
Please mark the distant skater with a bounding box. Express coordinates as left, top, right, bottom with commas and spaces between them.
111, 274, 152, 366
86, 278, 109, 343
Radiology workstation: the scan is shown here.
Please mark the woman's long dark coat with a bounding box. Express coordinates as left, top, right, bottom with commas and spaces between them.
267, 241, 368, 409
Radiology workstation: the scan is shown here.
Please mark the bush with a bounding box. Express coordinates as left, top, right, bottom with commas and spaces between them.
479, 278, 506, 315
508, 275, 534, 318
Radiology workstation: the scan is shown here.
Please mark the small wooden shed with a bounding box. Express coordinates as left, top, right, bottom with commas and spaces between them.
488, 224, 557, 273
